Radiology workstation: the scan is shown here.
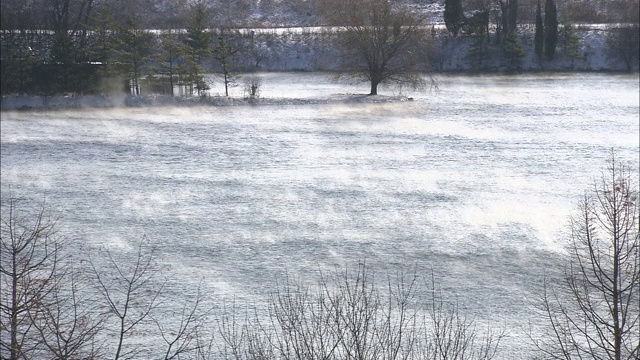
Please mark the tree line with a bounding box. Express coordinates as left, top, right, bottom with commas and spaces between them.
0, 0, 261, 97
0, 0, 434, 97
443, 0, 639, 71
1, 0, 639, 97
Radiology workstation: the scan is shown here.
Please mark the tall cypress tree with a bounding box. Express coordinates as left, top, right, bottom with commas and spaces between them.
534, 1, 544, 58
544, 0, 558, 60
444, 0, 465, 37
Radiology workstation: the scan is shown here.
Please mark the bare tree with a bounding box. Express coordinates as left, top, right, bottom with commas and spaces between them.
30, 266, 104, 360
154, 285, 210, 360
243, 75, 263, 98
319, 0, 430, 95
215, 262, 502, 359
422, 273, 504, 360
90, 239, 165, 360
607, 25, 640, 72
1, 199, 61, 360
90, 238, 211, 360
532, 152, 640, 359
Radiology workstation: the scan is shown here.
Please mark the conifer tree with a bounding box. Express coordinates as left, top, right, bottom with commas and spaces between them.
544, 0, 558, 60
213, 30, 239, 97
112, 16, 155, 95
534, 1, 544, 59
156, 31, 187, 96
185, 0, 212, 96
562, 21, 581, 68
501, 32, 526, 70
444, 0, 465, 37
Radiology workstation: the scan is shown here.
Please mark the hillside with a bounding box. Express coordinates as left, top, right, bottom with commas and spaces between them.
1, 0, 638, 29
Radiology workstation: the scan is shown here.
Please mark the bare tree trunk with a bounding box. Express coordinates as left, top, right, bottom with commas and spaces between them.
370, 81, 378, 95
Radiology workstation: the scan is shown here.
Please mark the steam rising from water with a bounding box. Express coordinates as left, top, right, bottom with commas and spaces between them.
1, 73, 638, 356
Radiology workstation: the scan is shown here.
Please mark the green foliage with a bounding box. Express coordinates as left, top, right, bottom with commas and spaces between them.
462, 10, 489, 36
111, 16, 155, 95
465, 36, 491, 70
534, 1, 544, 59
501, 33, 525, 70
214, 31, 240, 97
50, 32, 78, 65
463, 9, 491, 71
185, 0, 212, 96
544, 0, 558, 60
0, 32, 40, 94
47, 28, 94, 94
0, 30, 113, 95
561, 21, 581, 67
502, 34, 525, 58
154, 31, 188, 96
86, 5, 117, 64
444, 0, 465, 37
185, 3, 212, 57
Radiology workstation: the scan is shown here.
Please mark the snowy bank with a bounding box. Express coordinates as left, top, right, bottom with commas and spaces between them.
1, 93, 410, 111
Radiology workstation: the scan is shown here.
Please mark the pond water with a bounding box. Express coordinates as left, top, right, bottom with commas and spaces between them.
1, 72, 638, 357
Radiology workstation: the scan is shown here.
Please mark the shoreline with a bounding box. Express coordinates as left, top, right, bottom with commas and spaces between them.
0, 93, 413, 111
2, 70, 637, 111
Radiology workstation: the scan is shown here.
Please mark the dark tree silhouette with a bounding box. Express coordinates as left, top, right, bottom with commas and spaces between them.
607, 25, 640, 72
444, 0, 466, 37
544, 0, 558, 60
319, 0, 430, 95
184, 0, 212, 96
534, 1, 544, 59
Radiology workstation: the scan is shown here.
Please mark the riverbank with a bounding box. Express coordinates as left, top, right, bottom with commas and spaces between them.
0, 93, 411, 111
3, 69, 639, 111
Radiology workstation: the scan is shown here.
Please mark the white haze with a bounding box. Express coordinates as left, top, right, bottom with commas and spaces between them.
1, 72, 639, 357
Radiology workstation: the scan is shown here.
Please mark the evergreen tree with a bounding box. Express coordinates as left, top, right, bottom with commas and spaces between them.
501, 33, 526, 70
444, 0, 465, 37
112, 16, 155, 95
185, 0, 212, 96
156, 31, 187, 96
214, 30, 239, 97
50, 32, 79, 92
464, 10, 491, 70
544, 0, 558, 60
0, 31, 40, 94
534, 1, 544, 59
561, 21, 581, 68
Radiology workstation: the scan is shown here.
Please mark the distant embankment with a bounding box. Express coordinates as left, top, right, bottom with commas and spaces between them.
249, 25, 637, 73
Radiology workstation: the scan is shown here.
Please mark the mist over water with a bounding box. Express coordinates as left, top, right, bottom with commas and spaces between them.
1, 73, 639, 356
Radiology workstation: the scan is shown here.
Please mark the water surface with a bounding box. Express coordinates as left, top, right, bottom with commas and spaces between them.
1, 73, 638, 356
